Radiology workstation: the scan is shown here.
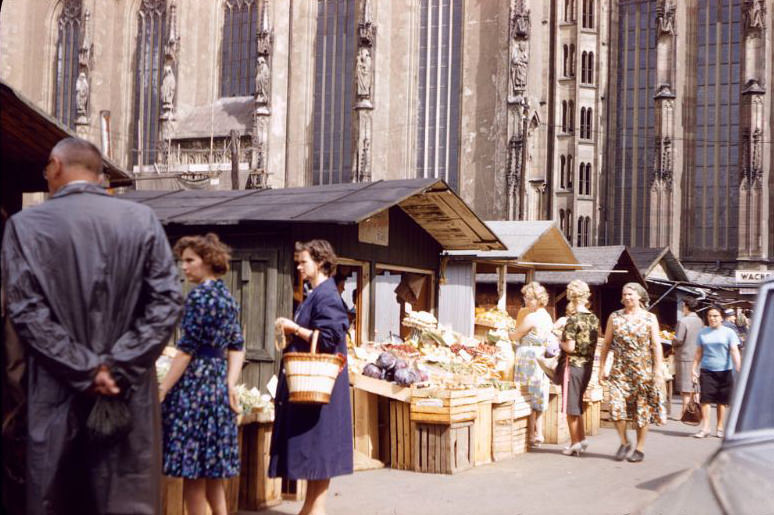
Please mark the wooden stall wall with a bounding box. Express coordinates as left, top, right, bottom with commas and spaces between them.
438, 262, 476, 336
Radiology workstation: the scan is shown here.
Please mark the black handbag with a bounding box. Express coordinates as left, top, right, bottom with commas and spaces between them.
680, 382, 702, 426
86, 395, 133, 445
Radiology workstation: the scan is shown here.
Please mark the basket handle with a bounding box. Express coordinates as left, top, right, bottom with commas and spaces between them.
310, 329, 320, 354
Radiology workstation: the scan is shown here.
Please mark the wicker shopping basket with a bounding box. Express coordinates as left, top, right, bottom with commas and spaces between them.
283, 330, 345, 404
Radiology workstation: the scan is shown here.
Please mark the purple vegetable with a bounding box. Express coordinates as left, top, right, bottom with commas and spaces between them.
362, 363, 382, 379
415, 369, 429, 382
394, 367, 416, 386
383, 368, 395, 381
376, 352, 397, 370
394, 358, 408, 370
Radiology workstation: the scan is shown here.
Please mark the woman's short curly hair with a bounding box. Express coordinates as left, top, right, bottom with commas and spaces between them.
566, 279, 591, 306
295, 239, 338, 276
173, 233, 231, 276
622, 282, 649, 308
521, 281, 549, 307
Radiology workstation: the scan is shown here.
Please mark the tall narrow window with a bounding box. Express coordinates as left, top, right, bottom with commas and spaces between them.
581, 51, 587, 83
54, 0, 82, 128
559, 209, 566, 234
569, 44, 576, 76
221, 0, 258, 98
416, 0, 463, 191
566, 209, 573, 240
560, 155, 566, 188
564, 0, 571, 22
577, 218, 584, 246
563, 45, 569, 77
567, 155, 574, 189
588, 52, 594, 83
313, 0, 356, 185
584, 217, 591, 246
586, 108, 593, 139
132, 0, 167, 165
568, 100, 575, 133
588, 0, 594, 29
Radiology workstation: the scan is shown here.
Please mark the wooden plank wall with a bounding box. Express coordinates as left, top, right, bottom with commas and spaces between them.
438, 261, 475, 336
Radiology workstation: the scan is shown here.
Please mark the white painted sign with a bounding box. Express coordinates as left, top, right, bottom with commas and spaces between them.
735, 270, 774, 284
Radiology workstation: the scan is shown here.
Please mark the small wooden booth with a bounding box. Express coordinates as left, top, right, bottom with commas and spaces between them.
124, 179, 505, 499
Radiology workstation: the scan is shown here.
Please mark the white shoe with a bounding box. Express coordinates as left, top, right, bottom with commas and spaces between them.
562, 442, 584, 456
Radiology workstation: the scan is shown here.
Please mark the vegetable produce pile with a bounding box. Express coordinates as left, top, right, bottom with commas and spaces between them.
475, 308, 516, 330
361, 351, 427, 386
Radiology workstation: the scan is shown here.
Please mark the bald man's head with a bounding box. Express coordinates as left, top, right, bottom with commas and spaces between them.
50, 137, 104, 176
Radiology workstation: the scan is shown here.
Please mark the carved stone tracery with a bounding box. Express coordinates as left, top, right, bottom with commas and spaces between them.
506, 0, 530, 220
249, 0, 273, 189
352, 0, 376, 183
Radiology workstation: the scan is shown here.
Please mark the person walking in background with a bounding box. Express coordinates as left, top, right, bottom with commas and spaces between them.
599, 283, 666, 463
672, 298, 704, 419
559, 280, 599, 457
272, 240, 353, 515
1, 137, 182, 515
160, 234, 245, 515
691, 306, 741, 439
722, 308, 746, 351
512, 281, 554, 447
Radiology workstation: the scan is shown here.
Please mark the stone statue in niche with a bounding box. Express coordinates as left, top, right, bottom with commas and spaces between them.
75, 71, 89, 119
356, 47, 372, 99
746, 0, 765, 29
255, 56, 270, 104
658, 1, 675, 35
511, 41, 528, 93
660, 136, 672, 175
161, 65, 176, 109
751, 128, 762, 174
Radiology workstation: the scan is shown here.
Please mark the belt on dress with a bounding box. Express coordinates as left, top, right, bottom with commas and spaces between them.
197, 346, 225, 359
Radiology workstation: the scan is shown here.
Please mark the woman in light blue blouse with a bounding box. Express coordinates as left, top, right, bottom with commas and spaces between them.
691, 306, 741, 439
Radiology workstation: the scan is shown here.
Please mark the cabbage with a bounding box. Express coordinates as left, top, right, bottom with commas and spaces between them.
362, 363, 382, 378
394, 358, 408, 370
394, 367, 416, 386
383, 368, 395, 382
376, 352, 397, 370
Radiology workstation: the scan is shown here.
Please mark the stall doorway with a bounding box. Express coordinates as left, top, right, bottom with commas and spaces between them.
374, 265, 433, 342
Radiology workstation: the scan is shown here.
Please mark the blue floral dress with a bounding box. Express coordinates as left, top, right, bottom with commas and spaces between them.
162, 279, 244, 478
515, 327, 551, 412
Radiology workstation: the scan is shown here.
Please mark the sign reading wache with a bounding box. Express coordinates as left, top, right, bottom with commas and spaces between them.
735, 270, 774, 284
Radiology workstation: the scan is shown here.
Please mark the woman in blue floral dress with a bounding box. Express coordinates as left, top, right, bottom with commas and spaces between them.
160, 233, 245, 515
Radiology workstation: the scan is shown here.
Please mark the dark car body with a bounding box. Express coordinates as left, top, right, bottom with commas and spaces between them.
642, 280, 774, 515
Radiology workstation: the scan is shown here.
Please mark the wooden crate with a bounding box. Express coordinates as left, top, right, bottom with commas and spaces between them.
512, 416, 529, 456
238, 422, 281, 510
491, 401, 514, 461
410, 387, 478, 424
351, 388, 381, 465
389, 400, 413, 470
544, 385, 570, 445
281, 479, 306, 501
474, 400, 492, 466
583, 400, 601, 436
412, 421, 475, 474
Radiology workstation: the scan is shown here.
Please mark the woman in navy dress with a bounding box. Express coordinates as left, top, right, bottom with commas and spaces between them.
271, 239, 353, 515
160, 233, 245, 515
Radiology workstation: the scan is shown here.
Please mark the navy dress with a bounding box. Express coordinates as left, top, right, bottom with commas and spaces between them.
162, 279, 245, 478
269, 277, 353, 480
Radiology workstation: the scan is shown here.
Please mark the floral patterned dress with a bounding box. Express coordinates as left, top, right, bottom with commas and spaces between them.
515, 326, 551, 412
162, 279, 244, 478
607, 309, 666, 428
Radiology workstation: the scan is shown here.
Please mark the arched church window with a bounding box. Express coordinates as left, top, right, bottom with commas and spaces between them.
54, 0, 82, 128
221, 0, 259, 97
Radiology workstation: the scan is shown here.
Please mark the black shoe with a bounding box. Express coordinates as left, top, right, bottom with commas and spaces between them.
615, 443, 632, 461
627, 450, 645, 463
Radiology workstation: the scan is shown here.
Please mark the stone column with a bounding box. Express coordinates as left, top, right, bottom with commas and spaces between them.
505, 0, 530, 220
158, 0, 179, 164
738, 0, 767, 262
352, 0, 376, 183
649, 0, 676, 248
247, 0, 273, 189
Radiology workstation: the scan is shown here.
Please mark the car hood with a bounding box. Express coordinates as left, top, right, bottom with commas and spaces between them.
640, 439, 774, 515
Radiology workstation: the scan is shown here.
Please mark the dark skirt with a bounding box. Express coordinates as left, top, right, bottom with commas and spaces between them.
564, 364, 593, 416
699, 369, 733, 405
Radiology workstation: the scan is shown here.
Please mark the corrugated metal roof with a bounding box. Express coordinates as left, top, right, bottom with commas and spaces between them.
534, 246, 644, 285
121, 179, 505, 251
171, 97, 253, 139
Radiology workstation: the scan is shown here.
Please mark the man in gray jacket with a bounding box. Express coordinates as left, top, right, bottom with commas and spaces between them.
672, 298, 704, 418
2, 138, 182, 514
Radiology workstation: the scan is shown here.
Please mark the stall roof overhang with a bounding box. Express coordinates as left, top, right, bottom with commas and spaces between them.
442, 220, 581, 271
534, 246, 646, 285
629, 246, 689, 282
0, 81, 132, 190
121, 179, 506, 251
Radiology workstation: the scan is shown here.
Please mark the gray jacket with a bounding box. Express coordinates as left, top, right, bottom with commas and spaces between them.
673, 312, 704, 362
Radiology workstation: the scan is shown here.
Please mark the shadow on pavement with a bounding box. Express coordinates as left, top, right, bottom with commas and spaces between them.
649, 428, 702, 438
635, 468, 689, 491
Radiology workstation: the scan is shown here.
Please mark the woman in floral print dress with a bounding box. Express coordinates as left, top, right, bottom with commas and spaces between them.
160, 233, 245, 515
598, 282, 666, 463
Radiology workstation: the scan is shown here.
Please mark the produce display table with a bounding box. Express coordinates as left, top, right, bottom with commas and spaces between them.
162, 410, 278, 515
